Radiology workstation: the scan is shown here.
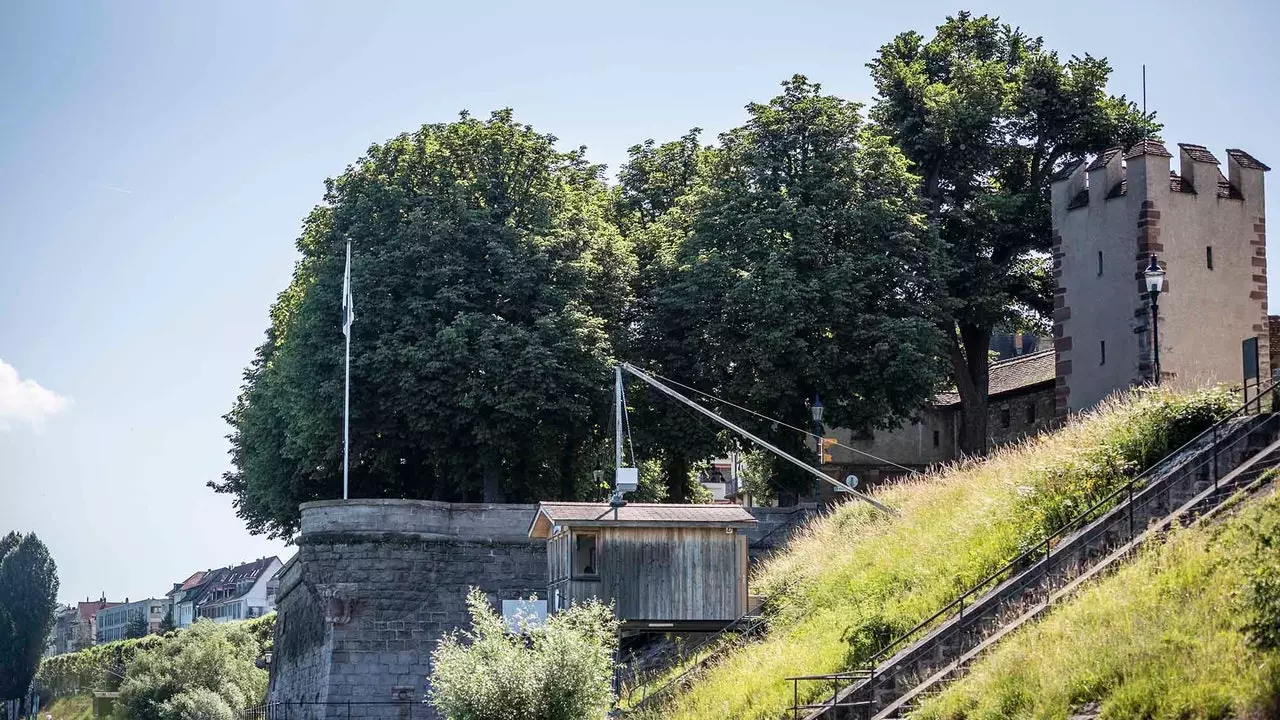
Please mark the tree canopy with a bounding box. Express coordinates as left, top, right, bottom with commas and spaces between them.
625, 77, 946, 498
0, 532, 59, 702
213, 110, 634, 537
867, 12, 1156, 452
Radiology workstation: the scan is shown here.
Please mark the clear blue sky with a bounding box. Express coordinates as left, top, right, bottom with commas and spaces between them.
1, 0, 1276, 606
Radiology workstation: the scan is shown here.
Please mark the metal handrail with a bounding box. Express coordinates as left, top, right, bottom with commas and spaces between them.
787, 381, 1276, 709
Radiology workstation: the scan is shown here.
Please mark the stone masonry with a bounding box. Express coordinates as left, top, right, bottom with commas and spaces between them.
269, 499, 806, 719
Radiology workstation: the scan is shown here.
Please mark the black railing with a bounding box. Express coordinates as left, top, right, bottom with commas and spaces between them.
787, 381, 1278, 718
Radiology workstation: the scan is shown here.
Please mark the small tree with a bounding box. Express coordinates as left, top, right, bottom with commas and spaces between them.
158, 607, 176, 634
429, 589, 618, 720
125, 611, 148, 639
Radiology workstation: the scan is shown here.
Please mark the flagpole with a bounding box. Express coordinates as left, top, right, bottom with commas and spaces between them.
343, 241, 352, 500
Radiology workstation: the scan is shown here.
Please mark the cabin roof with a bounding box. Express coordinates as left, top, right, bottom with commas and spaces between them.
528, 502, 757, 539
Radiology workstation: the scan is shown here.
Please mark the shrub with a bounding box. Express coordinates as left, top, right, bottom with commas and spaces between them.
116, 621, 266, 720
428, 588, 618, 720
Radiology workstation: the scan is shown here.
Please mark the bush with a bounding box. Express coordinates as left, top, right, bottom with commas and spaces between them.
428, 589, 618, 720
116, 620, 267, 720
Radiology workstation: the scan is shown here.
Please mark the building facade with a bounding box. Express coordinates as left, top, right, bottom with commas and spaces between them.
193, 557, 282, 623
96, 598, 170, 643
1052, 141, 1269, 414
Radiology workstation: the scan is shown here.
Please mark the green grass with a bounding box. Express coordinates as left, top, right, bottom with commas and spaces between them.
41, 694, 92, 720
638, 387, 1235, 720
913, 485, 1280, 720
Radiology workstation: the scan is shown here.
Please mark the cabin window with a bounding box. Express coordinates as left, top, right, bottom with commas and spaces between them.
573, 533, 598, 577
932, 430, 940, 448
1026, 404, 1036, 425
1206, 246, 1214, 270
1097, 251, 1104, 276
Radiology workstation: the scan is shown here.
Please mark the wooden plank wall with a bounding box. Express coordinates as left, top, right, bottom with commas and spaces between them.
582, 526, 745, 621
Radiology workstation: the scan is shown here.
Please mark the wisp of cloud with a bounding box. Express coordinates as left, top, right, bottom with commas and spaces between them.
0, 359, 71, 430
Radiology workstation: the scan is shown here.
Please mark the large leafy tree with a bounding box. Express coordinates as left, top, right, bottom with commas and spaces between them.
0, 532, 59, 703
633, 76, 946, 500
214, 110, 634, 537
868, 13, 1156, 453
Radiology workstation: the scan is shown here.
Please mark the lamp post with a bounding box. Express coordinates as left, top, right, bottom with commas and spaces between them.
810, 394, 824, 503
1144, 254, 1166, 385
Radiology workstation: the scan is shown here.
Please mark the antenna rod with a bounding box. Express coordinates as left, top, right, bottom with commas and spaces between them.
1142, 64, 1147, 124
620, 363, 896, 515
615, 365, 624, 470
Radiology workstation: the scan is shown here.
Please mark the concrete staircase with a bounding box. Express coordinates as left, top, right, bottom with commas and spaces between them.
791, 410, 1280, 720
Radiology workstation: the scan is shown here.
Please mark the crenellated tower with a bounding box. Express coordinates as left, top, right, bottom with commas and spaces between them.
1051, 140, 1269, 416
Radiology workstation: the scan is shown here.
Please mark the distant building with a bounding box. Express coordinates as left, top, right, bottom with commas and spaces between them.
69, 597, 120, 649
43, 605, 78, 657
168, 570, 209, 629
96, 598, 170, 643
190, 557, 283, 623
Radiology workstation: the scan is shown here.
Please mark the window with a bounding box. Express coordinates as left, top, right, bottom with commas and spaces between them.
932, 430, 940, 448
572, 533, 598, 577
1000, 408, 1011, 429
1206, 246, 1214, 270
1026, 404, 1036, 424
1097, 251, 1104, 276
1101, 340, 1106, 366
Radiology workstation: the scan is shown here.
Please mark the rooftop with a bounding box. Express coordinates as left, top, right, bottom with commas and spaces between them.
528, 502, 757, 539
935, 349, 1055, 407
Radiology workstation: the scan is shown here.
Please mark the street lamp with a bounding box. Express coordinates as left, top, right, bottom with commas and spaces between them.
1144, 254, 1166, 384
810, 394, 824, 502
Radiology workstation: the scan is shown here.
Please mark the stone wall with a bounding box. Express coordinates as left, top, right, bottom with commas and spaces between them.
269, 499, 805, 719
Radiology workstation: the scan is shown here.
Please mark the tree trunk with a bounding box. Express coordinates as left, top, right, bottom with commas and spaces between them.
663, 454, 691, 503
482, 455, 506, 504
947, 322, 993, 456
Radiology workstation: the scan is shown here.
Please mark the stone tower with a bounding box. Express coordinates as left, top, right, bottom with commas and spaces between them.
1051, 140, 1269, 415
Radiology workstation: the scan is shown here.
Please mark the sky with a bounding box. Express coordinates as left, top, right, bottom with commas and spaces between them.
1, 0, 1277, 606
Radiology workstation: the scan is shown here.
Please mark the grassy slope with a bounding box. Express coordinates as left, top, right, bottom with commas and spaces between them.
647, 388, 1234, 720
914, 485, 1280, 720
41, 694, 92, 720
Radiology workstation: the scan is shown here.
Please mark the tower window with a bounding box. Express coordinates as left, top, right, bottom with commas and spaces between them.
1206, 246, 1214, 270
1101, 340, 1107, 366
1026, 404, 1036, 424
1097, 251, 1104, 276
1000, 408, 1011, 429
932, 430, 940, 448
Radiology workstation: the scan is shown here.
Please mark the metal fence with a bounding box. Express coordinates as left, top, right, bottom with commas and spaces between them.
243, 701, 428, 720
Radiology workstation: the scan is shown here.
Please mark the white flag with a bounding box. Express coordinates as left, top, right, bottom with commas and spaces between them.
342, 241, 355, 337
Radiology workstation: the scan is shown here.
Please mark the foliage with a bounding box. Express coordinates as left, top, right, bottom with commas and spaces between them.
637, 387, 1232, 720
867, 12, 1156, 452
125, 611, 148, 640
1242, 470, 1280, 653
428, 588, 618, 720
915, 487, 1280, 720
117, 620, 267, 720
36, 615, 274, 699
623, 76, 946, 500
158, 608, 175, 635
214, 109, 635, 537
0, 532, 59, 701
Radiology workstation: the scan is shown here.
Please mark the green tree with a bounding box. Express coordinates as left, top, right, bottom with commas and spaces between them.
632, 76, 946, 499
213, 110, 635, 537
0, 532, 59, 703
867, 12, 1156, 453
428, 588, 618, 720
158, 607, 176, 634
125, 611, 148, 639
117, 620, 267, 720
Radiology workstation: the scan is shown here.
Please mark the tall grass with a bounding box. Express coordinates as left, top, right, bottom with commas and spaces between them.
644, 387, 1234, 720
914, 485, 1280, 720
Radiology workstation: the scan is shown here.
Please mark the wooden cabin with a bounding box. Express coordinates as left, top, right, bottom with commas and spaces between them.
528, 502, 757, 631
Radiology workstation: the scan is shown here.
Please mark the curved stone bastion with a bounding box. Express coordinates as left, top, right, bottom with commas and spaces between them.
268, 498, 814, 719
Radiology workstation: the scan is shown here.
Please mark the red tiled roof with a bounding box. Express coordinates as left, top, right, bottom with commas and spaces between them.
1087, 147, 1123, 171
935, 350, 1055, 407
1125, 139, 1173, 159
1178, 143, 1220, 165
1226, 149, 1271, 172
